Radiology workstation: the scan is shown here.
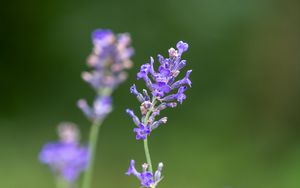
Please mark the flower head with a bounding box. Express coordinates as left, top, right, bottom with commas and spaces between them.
136, 41, 191, 99
133, 124, 151, 140
39, 123, 88, 182
126, 41, 192, 140
79, 29, 134, 122
126, 160, 163, 188
85, 29, 134, 90
77, 96, 112, 122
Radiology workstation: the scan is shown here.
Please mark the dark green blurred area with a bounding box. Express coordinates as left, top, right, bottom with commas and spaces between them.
1, 0, 300, 187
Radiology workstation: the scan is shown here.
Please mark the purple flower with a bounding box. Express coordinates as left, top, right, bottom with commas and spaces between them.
125, 41, 191, 187
137, 64, 151, 80
126, 160, 163, 188
126, 109, 140, 126
85, 29, 134, 90
39, 143, 88, 182
79, 29, 134, 122
126, 160, 140, 177
77, 96, 112, 122
39, 123, 88, 182
92, 29, 114, 47
134, 124, 151, 140
130, 84, 145, 102
140, 172, 154, 187
126, 108, 154, 140
176, 41, 189, 54
161, 86, 188, 104
126, 41, 191, 139
135, 41, 191, 100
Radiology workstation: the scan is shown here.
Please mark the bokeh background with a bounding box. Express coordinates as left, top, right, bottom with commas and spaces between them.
1, 0, 300, 187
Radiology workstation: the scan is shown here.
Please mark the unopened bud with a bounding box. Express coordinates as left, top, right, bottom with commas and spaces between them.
154, 162, 164, 182
168, 48, 178, 58
142, 163, 148, 172
58, 122, 79, 144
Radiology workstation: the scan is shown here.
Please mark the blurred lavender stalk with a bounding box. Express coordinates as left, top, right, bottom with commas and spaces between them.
126, 41, 192, 187
78, 29, 134, 188
39, 122, 88, 188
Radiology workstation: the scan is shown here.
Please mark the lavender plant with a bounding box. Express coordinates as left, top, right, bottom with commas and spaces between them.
39, 29, 134, 188
126, 41, 192, 188
39, 122, 88, 188
77, 29, 133, 188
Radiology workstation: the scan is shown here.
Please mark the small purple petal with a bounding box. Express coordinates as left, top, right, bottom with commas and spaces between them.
176, 60, 186, 71
130, 84, 139, 95
77, 99, 93, 119
126, 160, 141, 177
134, 124, 150, 140
92, 29, 113, 42
137, 64, 150, 80
126, 109, 140, 126
140, 172, 154, 187
176, 86, 187, 104
93, 96, 112, 119
176, 41, 189, 54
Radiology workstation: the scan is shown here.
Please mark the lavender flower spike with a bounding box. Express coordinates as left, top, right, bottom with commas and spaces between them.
77, 96, 112, 122
39, 122, 88, 183
127, 41, 192, 140
78, 29, 134, 121
126, 160, 163, 188
78, 29, 134, 188
126, 41, 192, 188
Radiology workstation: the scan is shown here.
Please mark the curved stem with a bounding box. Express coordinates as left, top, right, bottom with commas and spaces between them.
82, 120, 103, 188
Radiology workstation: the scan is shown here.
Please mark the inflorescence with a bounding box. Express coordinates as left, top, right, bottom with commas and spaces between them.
78, 29, 134, 122
39, 29, 134, 188
39, 122, 88, 183
77, 29, 134, 188
126, 160, 163, 187
126, 41, 191, 140
126, 41, 192, 187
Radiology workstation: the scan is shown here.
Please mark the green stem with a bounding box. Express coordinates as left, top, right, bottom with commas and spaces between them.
143, 136, 153, 173
143, 97, 157, 173
82, 120, 103, 188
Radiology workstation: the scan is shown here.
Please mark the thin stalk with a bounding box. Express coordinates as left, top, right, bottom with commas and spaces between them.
142, 98, 157, 173
143, 136, 153, 173
82, 120, 103, 188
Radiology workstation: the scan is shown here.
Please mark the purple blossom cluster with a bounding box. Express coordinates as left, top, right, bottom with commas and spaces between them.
126, 41, 192, 140
39, 122, 88, 182
78, 29, 134, 122
39, 29, 192, 188
126, 41, 192, 188
126, 160, 163, 188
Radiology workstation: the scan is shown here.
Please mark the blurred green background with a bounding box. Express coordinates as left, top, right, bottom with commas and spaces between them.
1, 0, 300, 187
